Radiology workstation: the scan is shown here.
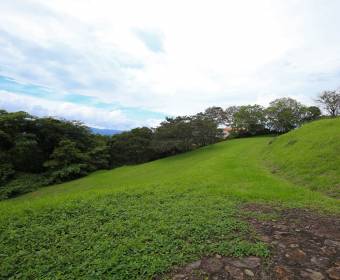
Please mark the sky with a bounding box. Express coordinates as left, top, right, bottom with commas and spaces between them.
0, 0, 340, 129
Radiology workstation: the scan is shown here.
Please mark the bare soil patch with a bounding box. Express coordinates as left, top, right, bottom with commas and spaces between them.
162, 205, 340, 279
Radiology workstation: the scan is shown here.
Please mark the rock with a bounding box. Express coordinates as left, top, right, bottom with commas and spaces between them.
202, 258, 223, 273
324, 239, 340, 248
276, 224, 289, 231
259, 235, 271, 242
327, 267, 340, 280
289, 243, 299, 248
274, 265, 291, 280
172, 273, 186, 280
231, 260, 246, 268
224, 265, 244, 280
285, 249, 306, 263
230, 256, 261, 269
278, 243, 286, 249
321, 246, 337, 256
185, 260, 201, 272
244, 269, 255, 277
310, 256, 330, 267
300, 269, 324, 280
242, 257, 261, 268
215, 254, 222, 259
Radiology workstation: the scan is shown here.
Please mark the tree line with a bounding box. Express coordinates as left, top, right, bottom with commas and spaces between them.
0, 90, 339, 199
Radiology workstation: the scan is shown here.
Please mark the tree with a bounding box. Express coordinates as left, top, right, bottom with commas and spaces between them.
152, 117, 194, 155
301, 106, 321, 122
232, 105, 266, 136
0, 129, 13, 150
10, 134, 44, 173
191, 114, 223, 146
266, 98, 305, 133
203, 107, 228, 126
86, 136, 110, 171
44, 139, 89, 182
224, 106, 240, 126
109, 127, 155, 166
44, 139, 88, 169
317, 90, 340, 117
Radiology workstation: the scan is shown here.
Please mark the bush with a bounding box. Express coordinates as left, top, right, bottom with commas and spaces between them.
48, 164, 89, 184
0, 163, 15, 186
0, 173, 49, 200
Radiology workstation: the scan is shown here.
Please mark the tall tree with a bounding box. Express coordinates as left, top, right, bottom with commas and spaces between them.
317, 90, 340, 117
266, 98, 305, 133
224, 106, 240, 127
301, 106, 321, 122
109, 127, 155, 166
232, 105, 266, 135
203, 107, 228, 126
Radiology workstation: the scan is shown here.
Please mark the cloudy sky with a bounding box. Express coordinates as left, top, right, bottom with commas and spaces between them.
0, 0, 340, 129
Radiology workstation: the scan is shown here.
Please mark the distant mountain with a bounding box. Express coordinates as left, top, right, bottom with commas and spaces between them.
90, 127, 123, 136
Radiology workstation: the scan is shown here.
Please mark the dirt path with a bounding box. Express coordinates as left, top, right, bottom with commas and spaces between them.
163, 205, 340, 280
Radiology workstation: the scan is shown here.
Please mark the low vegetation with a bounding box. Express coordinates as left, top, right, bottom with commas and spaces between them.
265, 117, 340, 197
0, 127, 339, 278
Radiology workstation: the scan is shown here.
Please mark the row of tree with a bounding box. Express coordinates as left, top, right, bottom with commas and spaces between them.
203, 90, 340, 136
207, 98, 321, 136
0, 90, 339, 198
0, 110, 222, 198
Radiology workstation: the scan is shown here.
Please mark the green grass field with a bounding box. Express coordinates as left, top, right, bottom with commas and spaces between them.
265, 117, 340, 197
0, 119, 339, 279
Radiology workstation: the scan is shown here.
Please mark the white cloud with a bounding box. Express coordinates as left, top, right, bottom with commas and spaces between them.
0, 91, 162, 129
1, 0, 340, 126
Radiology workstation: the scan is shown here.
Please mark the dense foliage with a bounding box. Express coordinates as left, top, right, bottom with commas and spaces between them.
0, 110, 222, 198
0, 111, 109, 198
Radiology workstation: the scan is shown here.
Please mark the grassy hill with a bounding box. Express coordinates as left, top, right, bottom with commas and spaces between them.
265, 117, 340, 197
0, 123, 339, 279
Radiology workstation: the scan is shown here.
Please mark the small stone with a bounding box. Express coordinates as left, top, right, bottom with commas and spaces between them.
300, 269, 324, 280
321, 246, 337, 255
172, 273, 186, 280
215, 254, 222, 259
274, 231, 289, 236
285, 249, 306, 263
242, 257, 261, 268
274, 265, 291, 280
185, 260, 201, 272
289, 243, 299, 248
278, 243, 286, 249
259, 235, 271, 242
276, 224, 289, 231
244, 269, 255, 277
224, 265, 244, 280
327, 267, 340, 280
310, 256, 330, 267
231, 260, 246, 268
324, 239, 340, 248
202, 258, 223, 273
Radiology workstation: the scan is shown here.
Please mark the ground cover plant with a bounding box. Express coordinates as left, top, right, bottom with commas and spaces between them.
265, 117, 340, 197
1, 124, 339, 279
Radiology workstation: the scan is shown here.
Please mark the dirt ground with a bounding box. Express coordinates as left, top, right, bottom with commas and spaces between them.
163, 205, 340, 280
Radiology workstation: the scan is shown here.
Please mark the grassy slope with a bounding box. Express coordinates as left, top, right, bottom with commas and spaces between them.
0, 135, 339, 279
265, 117, 340, 197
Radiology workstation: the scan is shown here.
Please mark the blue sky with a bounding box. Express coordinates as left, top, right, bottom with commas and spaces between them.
1, 0, 340, 129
